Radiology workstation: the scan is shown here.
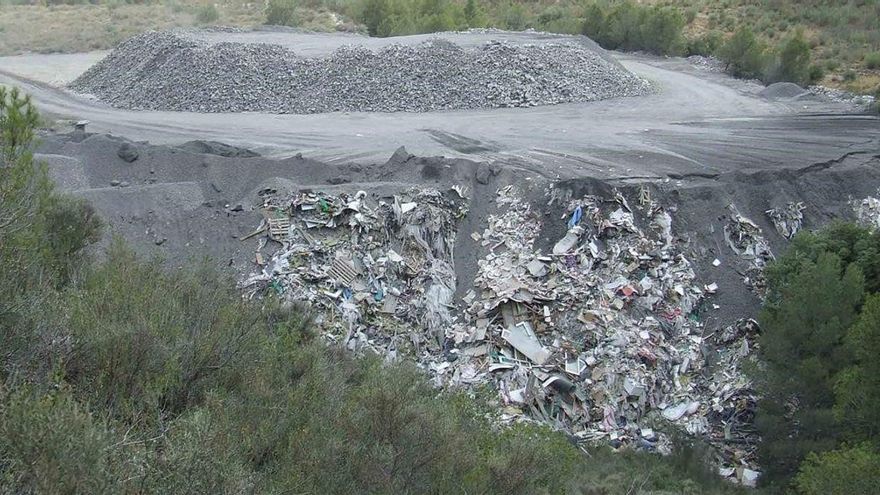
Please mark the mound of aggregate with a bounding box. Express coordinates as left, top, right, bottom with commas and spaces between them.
70, 31, 652, 114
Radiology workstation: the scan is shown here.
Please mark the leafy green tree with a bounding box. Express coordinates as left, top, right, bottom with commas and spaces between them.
766, 222, 880, 294
794, 444, 880, 495
718, 28, 767, 79
834, 294, 880, 442
581, 3, 608, 42
755, 251, 864, 483
765, 30, 813, 85
463, 0, 486, 28
265, 0, 299, 27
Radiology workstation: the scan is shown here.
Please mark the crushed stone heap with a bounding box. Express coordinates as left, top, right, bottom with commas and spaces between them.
69, 30, 652, 114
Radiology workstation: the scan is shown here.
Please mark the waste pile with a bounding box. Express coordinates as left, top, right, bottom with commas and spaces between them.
724, 205, 773, 297
243, 184, 761, 487
852, 190, 880, 230
766, 202, 805, 239
70, 30, 652, 114
241, 187, 468, 361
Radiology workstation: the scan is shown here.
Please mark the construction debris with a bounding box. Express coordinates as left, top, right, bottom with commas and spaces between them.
766, 202, 805, 239
243, 184, 761, 485
724, 205, 774, 296
241, 187, 467, 357
852, 190, 880, 229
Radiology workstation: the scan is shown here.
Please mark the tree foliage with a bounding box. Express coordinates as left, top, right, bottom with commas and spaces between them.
753, 223, 880, 488
581, 1, 686, 55
717, 28, 768, 79
794, 444, 880, 495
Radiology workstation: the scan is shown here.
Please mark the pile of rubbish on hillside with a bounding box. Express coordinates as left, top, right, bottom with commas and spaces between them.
241, 185, 761, 487
725, 205, 774, 297
766, 202, 805, 239
240, 186, 468, 361
852, 190, 880, 230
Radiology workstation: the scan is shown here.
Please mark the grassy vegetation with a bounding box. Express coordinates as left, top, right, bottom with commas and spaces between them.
0, 1, 263, 55
0, 88, 743, 493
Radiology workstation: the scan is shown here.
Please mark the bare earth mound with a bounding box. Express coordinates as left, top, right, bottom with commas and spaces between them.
69, 30, 652, 114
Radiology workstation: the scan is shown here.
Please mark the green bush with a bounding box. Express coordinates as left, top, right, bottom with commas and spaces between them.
195, 3, 220, 25
0, 387, 125, 493
764, 30, 814, 85
582, 1, 685, 55
717, 28, 768, 79
756, 250, 864, 482
42, 195, 102, 285
794, 444, 880, 495
266, 0, 299, 26
753, 223, 880, 486
687, 30, 724, 56
865, 51, 880, 70
834, 294, 880, 441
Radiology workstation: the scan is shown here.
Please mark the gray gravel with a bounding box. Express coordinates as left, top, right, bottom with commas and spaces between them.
69, 30, 652, 114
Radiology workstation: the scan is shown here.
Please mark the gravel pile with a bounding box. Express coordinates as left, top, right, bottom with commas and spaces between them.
70, 31, 652, 114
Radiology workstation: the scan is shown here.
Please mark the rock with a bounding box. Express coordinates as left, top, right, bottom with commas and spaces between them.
327, 176, 348, 185
177, 140, 260, 158
388, 146, 413, 165
117, 143, 139, 162
475, 163, 492, 184
110, 180, 121, 186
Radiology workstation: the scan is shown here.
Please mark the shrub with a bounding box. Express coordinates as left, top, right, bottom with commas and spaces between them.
834, 294, 880, 441
717, 28, 768, 79
582, 1, 685, 55
755, 250, 864, 483
463, 0, 485, 28
0, 387, 124, 493
42, 195, 102, 285
266, 0, 299, 26
764, 30, 814, 85
794, 444, 880, 495
195, 3, 220, 25
865, 52, 880, 70
687, 31, 723, 56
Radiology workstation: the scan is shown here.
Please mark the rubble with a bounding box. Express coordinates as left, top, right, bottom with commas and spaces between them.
241, 187, 468, 357
243, 184, 761, 485
70, 30, 652, 114
724, 205, 774, 296
766, 202, 805, 239
852, 190, 880, 229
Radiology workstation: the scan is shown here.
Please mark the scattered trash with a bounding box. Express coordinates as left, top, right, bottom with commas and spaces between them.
242, 184, 761, 482
766, 202, 805, 239
852, 190, 880, 229
724, 205, 773, 296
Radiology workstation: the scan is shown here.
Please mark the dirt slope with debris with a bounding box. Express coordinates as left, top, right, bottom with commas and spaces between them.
36, 130, 880, 485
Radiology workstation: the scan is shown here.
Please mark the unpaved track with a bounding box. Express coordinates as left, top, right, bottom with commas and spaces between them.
2, 29, 875, 179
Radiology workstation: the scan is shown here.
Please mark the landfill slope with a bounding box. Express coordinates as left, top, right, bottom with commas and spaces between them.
36, 131, 880, 487
68, 30, 651, 113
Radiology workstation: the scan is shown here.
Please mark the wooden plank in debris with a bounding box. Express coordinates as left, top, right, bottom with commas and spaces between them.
268, 216, 291, 241
328, 258, 359, 286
